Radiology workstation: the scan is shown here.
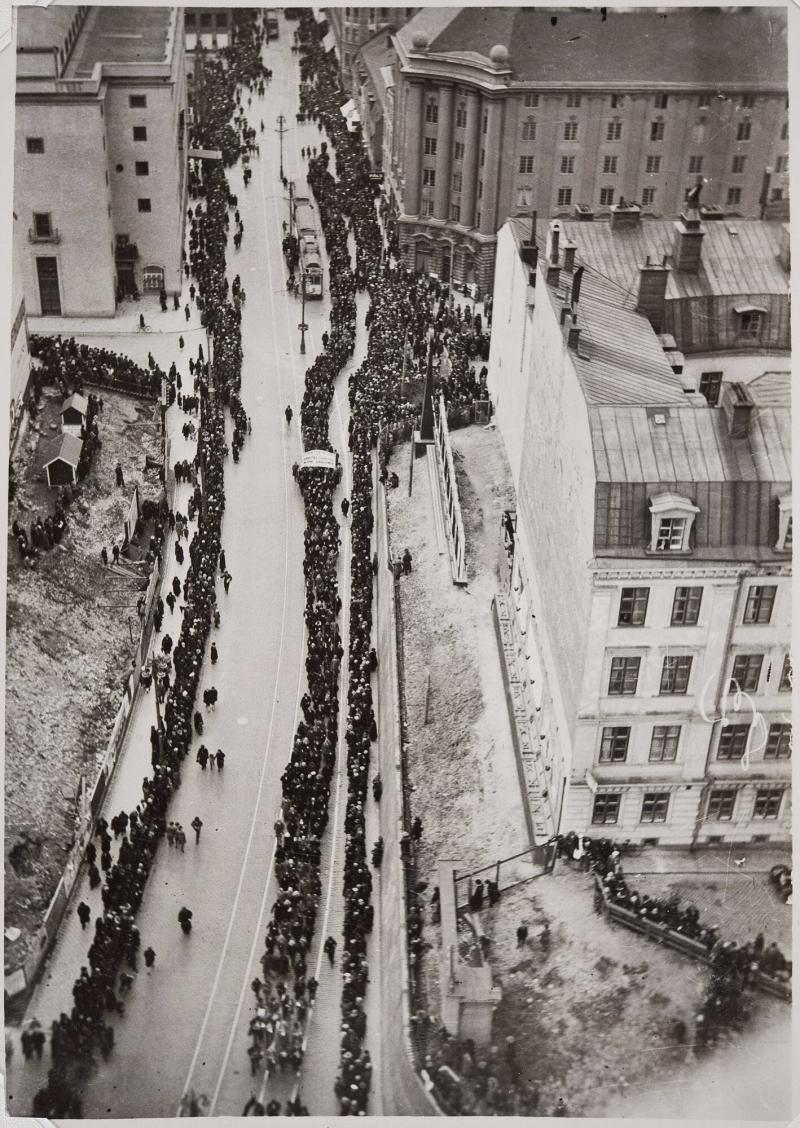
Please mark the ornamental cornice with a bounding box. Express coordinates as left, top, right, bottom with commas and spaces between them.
592, 565, 792, 583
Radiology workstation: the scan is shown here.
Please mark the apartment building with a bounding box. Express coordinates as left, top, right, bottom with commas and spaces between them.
486, 211, 791, 846
10, 212, 32, 441
388, 6, 788, 292
350, 27, 397, 175
14, 6, 187, 318
327, 6, 418, 91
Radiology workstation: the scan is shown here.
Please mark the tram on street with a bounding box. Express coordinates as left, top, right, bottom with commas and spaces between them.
265, 9, 279, 39
290, 178, 323, 298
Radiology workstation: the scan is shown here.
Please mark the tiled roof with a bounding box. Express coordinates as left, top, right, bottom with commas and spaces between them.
41, 431, 83, 469
61, 392, 89, 415
399, 6, 787, 88
589, 403, 791, 484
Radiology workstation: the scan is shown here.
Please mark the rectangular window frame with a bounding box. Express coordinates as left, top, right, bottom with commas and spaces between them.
608, 655, 641, 696
729, 654, 763, 694
32, 212, 52, 238
699, 371, 722, 405
135, 161, 150, 177
26, 136, 45, 154
129, 94, 147, 109
602, 155, 618, 174
649, 725, 681, 762
660, 654, 693, 695
743, 585, 777, 625
765, 723, 791, 759
557, 187, 572, 207
753, 787, 784, 820
640, 792, 670, 824
519, 155, 534, 174
599, 727, 630, 764
591, 793, 621, 825
137, 197, 152, 213
717, 723, 751, 760
132, 126, 148, 142
706, 789, 736, 821
671, 586, 703, 626
618, 587, 650, 627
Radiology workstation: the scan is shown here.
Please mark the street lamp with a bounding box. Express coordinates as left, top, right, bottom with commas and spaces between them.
298, 271, 307, 355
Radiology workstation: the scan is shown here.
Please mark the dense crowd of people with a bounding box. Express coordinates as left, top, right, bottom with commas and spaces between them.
29, 335, 161, 401
28, 11, 263, 1120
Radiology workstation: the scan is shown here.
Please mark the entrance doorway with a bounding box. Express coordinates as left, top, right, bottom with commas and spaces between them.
117, 264, 136, 298
415, 245, 433, 274
36, 257, 61, 315
440, 245, 452, 284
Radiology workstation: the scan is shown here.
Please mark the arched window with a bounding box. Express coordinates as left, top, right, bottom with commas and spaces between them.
648, 493, 699, 553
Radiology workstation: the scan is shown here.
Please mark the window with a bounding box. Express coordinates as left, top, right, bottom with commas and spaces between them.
216, 12, 228, 26
610, 94, 622, 109
456, 103, 467, 128
729, 654, 763, 694
645, 155, 662, 174
560, 156, 575, 174
642, 187, 656, 206
771, 188, 784, 203
608, 656, 640, 696
618, 587, 649, 627
599, 727, 630, 763
516, 188, 531, 211
765, 724, 791, 759
135, 161, 150, 176
737, 308, 762, 339
696, 372, 723, 407
425, 101, 438, 124
650, 121, 665, 141
649, 726, 681, 762
424, 137, 437, 156
741, 94, 755, 109
482, 111, 488, 135
557, 187, 572, 207
422, 199, 434, 217
660, 655, 692, 695
654, 93, 669, 109
641, 792, 670, 823
422, 169, 436, 187
480, 150, 485, 168
753, 787, 784, 820
743, 585, 777, 625
454, 142, 464, 161
592, 793, 621, 825
200, 12, 212, 27
185, 11, 196, 26
780, 121, 788, 140
452, 172, 462, 193
606, 120, 622, 141
656, 516, 687, 552
727, 187, 742, 206
732, 155, 747, 174
519, 155, 534, 174
523, 93, 539, 108
599, 187, 615, 206
779, 654, 792, 692
603, 156, 618, 174
138, 198, 152, 213
737, 119, 752, 141
32, 212, 52, 238
566, 93, 582, 108
688, 156, 704, 173
717, 724, 751, 760
776, 495, 792, 551
692, 118, 707, 144
129, 95, 147, 108
698, 93, 711, 108
522, 117, 536, 141
563, 120, 578, 141
706, 789, 736, 821
775, 155, 789, 173
133, 126, 147, 142
26, 137, 45, 154
449, 203, 461, 222
671, 586, 703, 626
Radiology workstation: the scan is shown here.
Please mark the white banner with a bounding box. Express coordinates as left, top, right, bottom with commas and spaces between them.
124, 484, 140, 546
301, 450, 338, 470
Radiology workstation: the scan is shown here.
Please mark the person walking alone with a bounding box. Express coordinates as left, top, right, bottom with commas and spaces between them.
191, 815, 203, 843
285, 404, 293, 428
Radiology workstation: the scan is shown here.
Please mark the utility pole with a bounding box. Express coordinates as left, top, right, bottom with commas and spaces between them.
275, 113, 288, 182
299, 270, 307, 355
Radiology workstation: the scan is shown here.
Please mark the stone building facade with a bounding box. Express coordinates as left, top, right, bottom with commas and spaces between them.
388, 7, 789, 294
14, 6, 187, 318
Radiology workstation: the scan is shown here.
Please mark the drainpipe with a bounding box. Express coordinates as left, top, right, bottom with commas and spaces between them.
690, 568, 749, 851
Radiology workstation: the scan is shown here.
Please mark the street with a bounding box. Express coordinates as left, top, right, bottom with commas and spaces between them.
7, 17, 373, 1118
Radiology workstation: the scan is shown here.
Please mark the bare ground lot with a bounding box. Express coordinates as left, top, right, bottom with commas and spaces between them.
385, 423, 791, 1118
5, 385, 161, 966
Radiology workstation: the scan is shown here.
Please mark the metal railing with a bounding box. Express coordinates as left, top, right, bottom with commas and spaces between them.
28, 227, 61, 244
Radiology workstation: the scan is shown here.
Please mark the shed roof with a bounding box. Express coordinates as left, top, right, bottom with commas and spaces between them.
61, 392, 89, 416
589, 403, 791, 484
41, 432, 83, 469
397, 6, 787, 89
557, 218, 790, 306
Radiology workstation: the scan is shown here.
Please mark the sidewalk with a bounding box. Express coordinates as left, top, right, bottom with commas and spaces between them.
28, 293, 205, 339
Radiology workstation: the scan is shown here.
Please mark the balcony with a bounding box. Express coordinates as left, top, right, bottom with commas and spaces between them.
115, 242, 139, 262
28, 227, 60, 244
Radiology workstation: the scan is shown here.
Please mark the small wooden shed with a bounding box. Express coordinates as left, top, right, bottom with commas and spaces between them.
60, 392, 89, 431
42, 432, 83, 488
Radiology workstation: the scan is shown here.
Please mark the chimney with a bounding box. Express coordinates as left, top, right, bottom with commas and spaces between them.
720, 382, 754, 438
520, 210, 539, 268
673, 207, 706, 274
609, 197, 641, 231
635, 254, 671, 333
546, 220, 561, 266
567, 317, 581, 351
562, 240, 577, 272
546, 264, 561, 288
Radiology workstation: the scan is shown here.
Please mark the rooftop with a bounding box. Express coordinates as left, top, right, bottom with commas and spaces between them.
557, 217, 790, 306
41, 431, 83, 468
61, 392, 89, 415
398, 6, 787, 89
356, 25, 397, 101
66, 6, 173, 77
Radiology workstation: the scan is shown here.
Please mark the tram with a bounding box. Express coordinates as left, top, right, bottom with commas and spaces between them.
265, 9, 279, 39
291, 178, 323, 298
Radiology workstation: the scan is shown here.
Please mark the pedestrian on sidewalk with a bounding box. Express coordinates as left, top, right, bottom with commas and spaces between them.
185, 304, 191, 322
371, 838, 384, 868
516, 922, 529, 948
219, 548, 227, 573
372, 774, 382, 802
215, 749, 225, 770
402, 547, 413, 574
341, 497, 349, 519
101, 546, 108, 566
210, 642, 218, 664
323, 935, 337, 965
411, 816, 423, 841
143, 947, 156, 968
223, 571, 232, 594
196, 745, 209, 770
115, 462, 125, 488
179, 335, 185, 350
77, 901, 91, 929
177, 826, 187, 852
191, 816, 203, 843
285, 404, 293, 428
166, 591, 176, 614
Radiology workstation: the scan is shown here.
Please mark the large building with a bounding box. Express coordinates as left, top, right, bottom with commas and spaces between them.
387, 6, 789, 292
327, 6, 418, 91
350, 27, 397, 176
486, 209, 791, 846
14, 6, 187, 318
10, 212, 32, 442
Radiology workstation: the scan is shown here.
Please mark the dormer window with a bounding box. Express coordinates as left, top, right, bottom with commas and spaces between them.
776, 494, 792, 552
648, 493, 699, 553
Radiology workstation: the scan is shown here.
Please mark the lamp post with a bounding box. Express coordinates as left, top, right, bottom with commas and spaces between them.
275, 113, 288, 182
298, 271, 307, 355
